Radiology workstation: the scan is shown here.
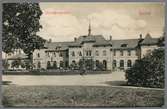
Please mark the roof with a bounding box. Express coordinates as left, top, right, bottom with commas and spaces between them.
140, 33, 159, 45
110, 39, 140, 49
44, 34, 161, 50
44, 41, 77, 50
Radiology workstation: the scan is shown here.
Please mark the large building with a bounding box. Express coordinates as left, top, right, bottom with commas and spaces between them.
32, 25, 164, 71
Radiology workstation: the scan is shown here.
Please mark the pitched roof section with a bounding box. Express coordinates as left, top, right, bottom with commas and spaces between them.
140, 33, 159, 45
109, 39, 140, 49
75, 35, 111, 46
7, 54, 28, 60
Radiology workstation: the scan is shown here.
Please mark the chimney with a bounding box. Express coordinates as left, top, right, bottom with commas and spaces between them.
48, 39, 52, 43
109, 35, 112, 41
74, 37, 77, 42
139, 34, 142, 39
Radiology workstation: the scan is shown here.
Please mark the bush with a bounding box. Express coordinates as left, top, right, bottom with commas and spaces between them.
125, 48, 164, 88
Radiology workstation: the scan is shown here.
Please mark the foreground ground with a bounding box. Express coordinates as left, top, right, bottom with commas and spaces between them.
2, 71, 164, 107
3, 85, 164, 107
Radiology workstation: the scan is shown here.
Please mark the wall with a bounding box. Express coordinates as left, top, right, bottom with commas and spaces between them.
112, 49, 138, 70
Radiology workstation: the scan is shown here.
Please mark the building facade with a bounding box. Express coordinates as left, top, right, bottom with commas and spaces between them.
33, 31, 164, 71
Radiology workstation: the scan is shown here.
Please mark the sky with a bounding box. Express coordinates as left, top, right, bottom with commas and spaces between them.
38, 2, 165, 42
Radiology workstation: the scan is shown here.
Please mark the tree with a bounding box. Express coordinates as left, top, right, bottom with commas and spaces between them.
3, 3, 46, 58
125, 48, 164, 88
11, 59, 21, 69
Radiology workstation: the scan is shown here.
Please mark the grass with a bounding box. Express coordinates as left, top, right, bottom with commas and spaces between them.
2, 85, 164, 107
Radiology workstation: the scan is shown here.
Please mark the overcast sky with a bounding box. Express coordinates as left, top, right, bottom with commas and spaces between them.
38, 2, 165, 42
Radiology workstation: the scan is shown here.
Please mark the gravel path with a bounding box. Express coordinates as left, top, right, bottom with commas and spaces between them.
3, 71, 125, 86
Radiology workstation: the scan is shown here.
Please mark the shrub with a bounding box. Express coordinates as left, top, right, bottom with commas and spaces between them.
125, 48, 164, 88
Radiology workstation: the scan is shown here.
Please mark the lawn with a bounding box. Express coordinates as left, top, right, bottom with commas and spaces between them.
2, 85, 164, 107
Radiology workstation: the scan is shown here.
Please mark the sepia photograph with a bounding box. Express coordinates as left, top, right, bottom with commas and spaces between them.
2, 1, 165, 107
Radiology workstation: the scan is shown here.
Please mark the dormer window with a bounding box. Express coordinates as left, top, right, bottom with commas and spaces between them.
121, 44, 128, 47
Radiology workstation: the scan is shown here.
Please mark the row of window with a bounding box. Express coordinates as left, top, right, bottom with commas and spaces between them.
113, 60, 133, 68
71, 50, 107, 57
37, 61, 68, 68
37, 52, 67, 58
36, 59, 135, 69
113, 50, 138, 56
37, 50, 137, 58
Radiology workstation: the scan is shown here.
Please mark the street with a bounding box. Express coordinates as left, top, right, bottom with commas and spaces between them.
3, 71, 125, 86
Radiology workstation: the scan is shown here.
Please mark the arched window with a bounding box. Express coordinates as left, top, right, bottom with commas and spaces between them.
120, 60, 124, 68
103, 50, 107, 56
113, 60, 117, 68
103, 60, 107, 70
127, 60, 132, 67
37, 61, 41, 69
72, 60, 76, 64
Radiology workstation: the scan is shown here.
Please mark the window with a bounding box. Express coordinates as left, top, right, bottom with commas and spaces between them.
47, 61, 51, 69
54, 52, 56, 57
59, 52, 63, 57
120, 60, 124, 68
86, 50, 92, 56
53, 61, 57, 69
66, 52, 69, 57
51, 57, 53, 62
120, 50, 124, 56
37, 61, 41, 69
113, 60, 117, 68
95, 60, 100, 66
103, 60, 107, 70
113, 50, 116, 56
135, 50, 138, 56
103, 50, 107, 56
37, 53, 40, 58
127, 60, 132, 67
95, 50, 99, 56
60, 61, 64, 68
121, 44, 127, 47
47, 52, 50, 57
71, 51, 75, 56
65, 61, 69, 67
128, 50, 131, 56
78, 51, 82, 56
